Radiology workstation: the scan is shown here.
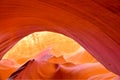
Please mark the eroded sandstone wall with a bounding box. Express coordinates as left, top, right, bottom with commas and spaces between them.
0, 0, 120, 75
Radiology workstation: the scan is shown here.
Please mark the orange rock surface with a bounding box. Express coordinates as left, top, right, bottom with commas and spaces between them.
6, 48, 119, 80
0, 0, 120, 79
0, 32, 119, 80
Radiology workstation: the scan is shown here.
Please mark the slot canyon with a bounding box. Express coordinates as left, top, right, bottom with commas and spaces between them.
0, 0, 120, 80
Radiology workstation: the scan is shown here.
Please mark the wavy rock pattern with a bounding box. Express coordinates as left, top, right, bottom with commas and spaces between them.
0, 0, 120, 78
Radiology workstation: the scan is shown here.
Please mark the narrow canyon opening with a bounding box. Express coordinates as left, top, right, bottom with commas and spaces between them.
0, 31, 119, 80
2, 31, 97, 65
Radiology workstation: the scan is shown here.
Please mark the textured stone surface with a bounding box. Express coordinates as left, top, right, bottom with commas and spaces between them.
0, 0, 120, 75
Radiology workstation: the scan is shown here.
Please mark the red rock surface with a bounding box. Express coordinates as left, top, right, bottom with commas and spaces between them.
0, 0, 120, 78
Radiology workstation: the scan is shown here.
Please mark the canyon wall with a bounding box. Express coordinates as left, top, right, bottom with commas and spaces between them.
0, 0, 120, 75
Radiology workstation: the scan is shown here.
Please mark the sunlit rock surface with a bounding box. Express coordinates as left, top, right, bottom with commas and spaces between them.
0, 0, 120, 79
3, 32, 80, 64
7, 48, 119, 80
0, 32, 119, 80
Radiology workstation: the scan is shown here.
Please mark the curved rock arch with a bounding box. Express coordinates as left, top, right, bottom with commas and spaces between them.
0, 0, 120, 75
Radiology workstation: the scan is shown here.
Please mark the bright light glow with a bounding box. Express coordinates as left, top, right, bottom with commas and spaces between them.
0, 31, 118, 80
